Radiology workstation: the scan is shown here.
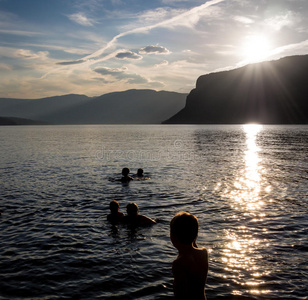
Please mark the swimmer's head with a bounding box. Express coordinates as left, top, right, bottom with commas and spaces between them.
109, 200, 120, 213
170, 212, 198, 245
137, 168, 144, 176
126, 202, 139, 216
122, 167, 130, 176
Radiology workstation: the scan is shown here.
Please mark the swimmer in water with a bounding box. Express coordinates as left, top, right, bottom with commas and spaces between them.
121, 202, 156, 226
107, 200, 124, 224
136, 168, 144, 177
120, 167, 133, 183
170, 212, 209, 300
133, 168, 150, 180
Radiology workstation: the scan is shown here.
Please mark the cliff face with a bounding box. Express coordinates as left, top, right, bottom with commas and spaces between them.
164, 55, 308, 124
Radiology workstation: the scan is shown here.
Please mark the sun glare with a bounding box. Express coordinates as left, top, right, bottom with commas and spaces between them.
241, 35, 271, 63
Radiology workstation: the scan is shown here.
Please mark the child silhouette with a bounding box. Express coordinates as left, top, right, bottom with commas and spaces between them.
170, 212, 208, 299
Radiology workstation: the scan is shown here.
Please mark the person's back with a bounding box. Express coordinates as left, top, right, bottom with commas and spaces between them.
170, 212, 208, 300
172, 246, 208, 299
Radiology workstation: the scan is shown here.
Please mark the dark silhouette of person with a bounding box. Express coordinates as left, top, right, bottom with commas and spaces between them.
121, 202, 156, 226
133, 168, 150, 180
121, 167, 133, 183
170, 212, 208, 300
137, 168, 144, 177
107, 200, 124, 224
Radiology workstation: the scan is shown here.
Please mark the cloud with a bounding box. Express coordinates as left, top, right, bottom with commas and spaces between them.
15, 49, 49, 60
115, 51, 143, 60
0, 29, 41, 36
22, 43, 91, 55
0, 11, 18, 25
94, 66, 152, 85
67, 13, 96, 26
139, 45, 170, 54
233, 16, 254, 24
57, 59, 85, 65
94, 67, 127, 76
82, 0, 225, 61
0, 63, 12, 71
136, 7, 184, 24
264, 12, 298, 31
269, 39, 308, 58
40, 0, 225, 80
154, 60, 169, 68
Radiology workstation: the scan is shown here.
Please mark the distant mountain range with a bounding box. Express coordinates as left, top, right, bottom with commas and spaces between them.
0, 90, 187, 125
1, 55, 307, 125
0, 116, 48, 125
164, 55, 308, 124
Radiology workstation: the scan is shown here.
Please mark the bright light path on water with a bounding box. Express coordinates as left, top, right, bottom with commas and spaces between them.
220, 124, 273, 296
227, 124, 264, 211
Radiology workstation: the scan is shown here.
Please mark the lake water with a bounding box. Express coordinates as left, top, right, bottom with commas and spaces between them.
0, 124, 307, 299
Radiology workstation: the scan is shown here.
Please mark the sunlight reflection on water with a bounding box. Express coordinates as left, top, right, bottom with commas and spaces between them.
227, 124, 265, 211
220, 124, 273, 296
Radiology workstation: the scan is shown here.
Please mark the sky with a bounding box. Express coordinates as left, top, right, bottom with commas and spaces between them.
0, 0, 308, 99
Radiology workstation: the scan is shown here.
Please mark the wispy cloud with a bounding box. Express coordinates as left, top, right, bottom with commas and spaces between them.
269, 39, 308, 57
0, 47, 48, 60
0, 63, 12, 71
233, 16, 254, 25
264, 12, 299, 31
139, 45, 170, 54
15, 49, 49, 60
67, 13, 96, 26
0, 10, 18, 25
0, 29, 41, 36
135, 7, 184, 25
57, 59, 85, 65
94, 66, 164, 87
115, 51, 143, 60
81, 0, 225, 60
22, 43, 91, 55
154, 60, 169, 67
94, 66, 147, 84
40, 0, 224, 81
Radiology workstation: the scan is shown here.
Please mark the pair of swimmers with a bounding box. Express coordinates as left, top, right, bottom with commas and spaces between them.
120, 167, 145, 183
107, 200, 156, 226
107, 200, 208, 299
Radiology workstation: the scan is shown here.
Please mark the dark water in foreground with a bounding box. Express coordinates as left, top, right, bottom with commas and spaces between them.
0, 125, 307, 299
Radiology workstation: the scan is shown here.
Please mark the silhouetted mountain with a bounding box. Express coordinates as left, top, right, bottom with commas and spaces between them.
163, 55, 308, 124
0, 116, 48, 125
0, 90, 186, 124
0, 94, 90, 122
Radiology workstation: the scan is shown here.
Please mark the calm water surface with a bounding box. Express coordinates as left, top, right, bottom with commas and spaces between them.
0, 125, 307, 299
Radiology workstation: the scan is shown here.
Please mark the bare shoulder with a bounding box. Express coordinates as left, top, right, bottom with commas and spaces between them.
200, 247, 208, 256
195, 247, 209, 262
139, 215, 156, 225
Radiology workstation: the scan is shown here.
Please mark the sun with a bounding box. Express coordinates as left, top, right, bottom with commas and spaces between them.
241, 34, 271, 63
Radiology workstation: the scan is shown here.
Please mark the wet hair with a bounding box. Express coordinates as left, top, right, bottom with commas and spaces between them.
137, 168, 144, 176
122, 167, 130, 176
109, 200, 119, 213
126, 202, 139, 216
170, 212, 199, 245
